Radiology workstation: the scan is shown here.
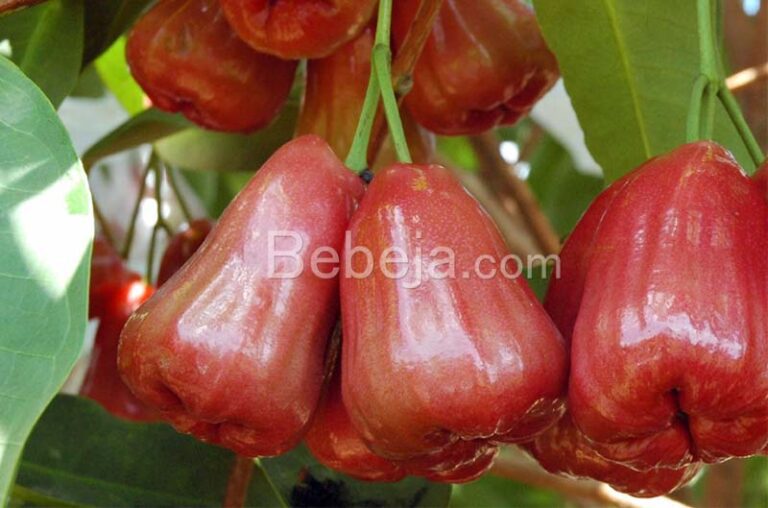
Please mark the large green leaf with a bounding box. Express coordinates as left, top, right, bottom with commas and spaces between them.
18, 396, 451, 507
533, 0, 755, 181
0, 0, 84, 107
155, 101, 299, 173
0, 56, 92, 503
17, 396, 286, 507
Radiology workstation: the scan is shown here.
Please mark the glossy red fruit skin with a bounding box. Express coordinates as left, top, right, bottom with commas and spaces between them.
525, 412, 701, 497
305, 368, 407, 483
341, 163, 568, 472
550, 142, 768, 470
82, 277, 158, 421
754, 162, 768, 197
392, 0, 559, 135
82, 237, 158, 422
126, 0, 297, 132
118, 136, 365, 457
157, 219, 214, 287
220, 0, 377, 60
297, 26, 373, 158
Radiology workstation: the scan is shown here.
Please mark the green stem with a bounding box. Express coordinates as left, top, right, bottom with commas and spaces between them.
374, 44, 412, 163
165, 164, 194, 223
719, 87, 765, 166
697, 0, 718, 81
373, 0, 411, 163
343, 0, 411, 170
701, 81, 717, 139
686, 75, 709, 143
345, 66, 381, 172
121, 155, 154, 259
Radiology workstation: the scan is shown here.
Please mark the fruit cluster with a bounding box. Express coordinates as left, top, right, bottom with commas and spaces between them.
81, 0, 768, 499
125, 0, 558, 137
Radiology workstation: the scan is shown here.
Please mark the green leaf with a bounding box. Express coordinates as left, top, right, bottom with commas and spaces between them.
0, 56, 92, 503
263, 445, 452, 508
181, 171, 254, 218
81, 108, 193, 171
449, 472, 562, 508
82, 0, 152, 66
533, 0, 755, 181
19, 395, 450, 508
0, 0, 84, 107
17, 395, 286, 507
94, 36, 144, 114
527, 134, 604, 238
155, 101, 299, 172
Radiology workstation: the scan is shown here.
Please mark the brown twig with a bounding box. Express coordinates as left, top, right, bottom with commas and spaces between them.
701, 460, 744, 508
490, 455, 691, 508
445, 161, 539, 257
727, 62, 768, 91
223, 455, 254, 508
469, 133, 562, 256
366, 0, 444, 164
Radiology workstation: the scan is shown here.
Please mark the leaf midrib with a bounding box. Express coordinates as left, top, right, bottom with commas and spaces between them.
602, 0, 652, 159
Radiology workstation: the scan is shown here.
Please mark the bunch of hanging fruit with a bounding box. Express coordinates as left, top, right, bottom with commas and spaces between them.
79, 0, 768, 499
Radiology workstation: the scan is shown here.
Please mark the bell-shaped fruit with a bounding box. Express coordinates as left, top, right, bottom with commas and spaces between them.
341, 163, 568, 475
525, 412, 701, 497
550, 142, 768, 470
82, 237, 158, 421
220, 0, 377, 59
157, 219, 214, 286
305, 365, 407, 482
392, 0, 559, 135
297, 26, 374, 158
118, 135, 365, 456
126, 0, 297, 132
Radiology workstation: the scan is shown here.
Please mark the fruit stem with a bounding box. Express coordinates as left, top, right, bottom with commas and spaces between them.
687, 0, 765, 166
344, 0, 412, 171
146, 161, 172, 281
685, 75, 709, 143
164, 163, 194, 224
719, 87, 766, 166
367, 0, 444, 164
697, 0, 718, 83
344, 57, 382, 173
373, 0, 412, 163
121, 155, 154, 259
223, 455, 254, 508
